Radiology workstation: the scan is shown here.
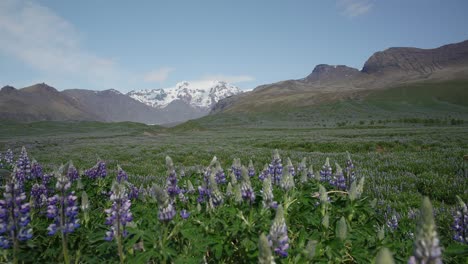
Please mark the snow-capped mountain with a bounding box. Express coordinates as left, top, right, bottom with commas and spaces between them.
128, 80, 243, 110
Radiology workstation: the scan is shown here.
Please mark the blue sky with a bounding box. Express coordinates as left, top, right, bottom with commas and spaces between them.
1, 0, 467, 92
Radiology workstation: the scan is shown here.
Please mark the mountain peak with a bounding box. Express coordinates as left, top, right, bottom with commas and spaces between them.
24, 83, 58, 93
305, 64, 360, 82
362, 40, 468, 74
128, 80, 242, 109
101, 89, 122, 95
1, 85, 16, 92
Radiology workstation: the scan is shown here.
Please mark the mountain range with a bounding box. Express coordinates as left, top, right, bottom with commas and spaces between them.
1, 39, 467, 124
212, 40, 468, 113
0, 81, 242, 124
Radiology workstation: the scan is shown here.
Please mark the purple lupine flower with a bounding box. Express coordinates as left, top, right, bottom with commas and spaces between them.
0, 169, 33, 248
158, 203, 176, 222
269, 150, 283, 185
46, 163, 80, 235
116, 165, 128, 183
231, 158, 242, 180
258, 164, 270, 181
41, 173, 53, 185
165, 157, 180, 199
285, 157, 295, 177
214, 164, 227, 184
31, 183, 48, 208
128, 184, 140, 200
4, 149, 14, 166
152, 184, 176, 222
104, 182, 133, 241
197, 185, 210, 203
85, 160, 107, 179
180, 209, 190, 219
319, 158, 333, 183
16, 146, 31, 180
14, 167, 26, 190
30, 160, 44, 180
208, 173, 223, 207
331, 163, 346, 190
248, 160, 255, 177
240, 166, 255, 203
268, 205, 289, 257
452, 196, 467, 244
384, 207, 399, 231
67, 161, 79, 183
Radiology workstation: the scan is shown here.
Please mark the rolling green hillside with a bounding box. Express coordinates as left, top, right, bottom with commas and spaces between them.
178, 80, 468, 129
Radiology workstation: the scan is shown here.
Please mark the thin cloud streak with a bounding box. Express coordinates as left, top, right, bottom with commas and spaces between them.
337, 0, 373, 18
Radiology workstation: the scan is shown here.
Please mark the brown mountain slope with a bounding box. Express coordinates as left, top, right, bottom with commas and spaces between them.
212, 40, 468, 113
62, 89, 171, 124
0, 83, 100, 121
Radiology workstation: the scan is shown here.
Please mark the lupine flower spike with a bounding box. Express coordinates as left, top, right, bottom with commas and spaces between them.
0, 169, 33, 260
262, 176, 277, 209
104, 182, 133, 264
280, 170, 295, 191
85, 160, 107, 179
225, 182, 233, 197
16, 146, 31, 180
376, 248, 395, 264
320, 158, 332, 183
240, 166, 255, 204
269, 150, 283, 185
214, 162, 226, 184
116, 165, 128, 183
165, 156, 180, 200
268, 205, 289, 257
408, 197, 442, 264
298, 157, 307, 174
259, 233, 276, 264
248, 159, 255, 177
153, 184, 176, 222
336, 216, 347, 241
46, 162, 80, 264
285, 157, 295, 177
307, 165, 315, 180
5, 149, 14, 166
259, 164, 270, 181
208, 173, 224, 207
231, 158, 242, 180
300, 166, 308, 184
452, 195, 467, 244
332, 163, 346, 190
345, 151, 355, 187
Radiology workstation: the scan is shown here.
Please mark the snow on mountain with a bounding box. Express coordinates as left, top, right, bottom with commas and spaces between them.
128, 80, 243, 109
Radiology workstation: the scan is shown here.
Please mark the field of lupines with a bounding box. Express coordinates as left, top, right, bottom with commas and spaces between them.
0, 122, 467, 263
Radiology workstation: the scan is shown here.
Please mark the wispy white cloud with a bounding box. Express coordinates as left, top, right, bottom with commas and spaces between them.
144, 67, 175, 83
201, 74, 254, 84
337, 0, 373, 18
0, 0, 122, 88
